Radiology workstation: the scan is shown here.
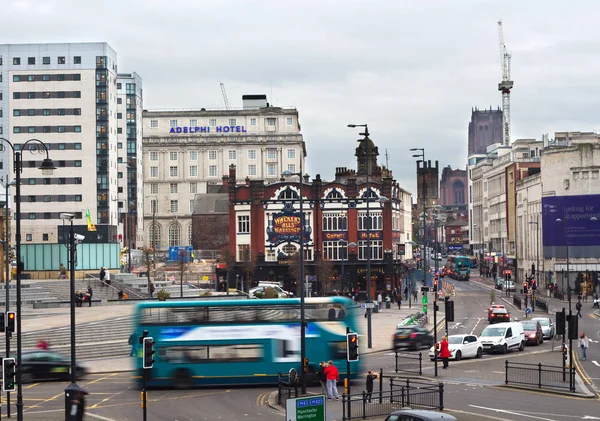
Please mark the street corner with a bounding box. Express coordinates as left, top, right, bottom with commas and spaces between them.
267, 390, 285, 412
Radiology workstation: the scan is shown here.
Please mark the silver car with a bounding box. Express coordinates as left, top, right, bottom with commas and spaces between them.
385, 409, 457, 421
531, 317, 555, 339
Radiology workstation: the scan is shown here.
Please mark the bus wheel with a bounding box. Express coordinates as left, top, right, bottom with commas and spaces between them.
173, 369, 193, 389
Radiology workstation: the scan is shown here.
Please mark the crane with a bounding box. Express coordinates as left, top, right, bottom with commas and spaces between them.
498, 20, 513, 145
220, 82, 230, 110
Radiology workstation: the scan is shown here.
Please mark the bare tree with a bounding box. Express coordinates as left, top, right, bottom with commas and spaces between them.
219, 245, 235, 295
179, 249, 188, 297
288, 251, 306, 297
240, 250, 257, 293
315, 255, 335, 295
142, 248, 154, 297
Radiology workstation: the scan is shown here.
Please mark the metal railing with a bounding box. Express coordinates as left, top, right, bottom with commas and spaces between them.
505, 360, 576, 392
342, 377, 443, 420
534, 297, 548, 312
83, 272, 145, 299
277, 371, 299, 406
513, 295, 522, 309
394, 351, 423, 375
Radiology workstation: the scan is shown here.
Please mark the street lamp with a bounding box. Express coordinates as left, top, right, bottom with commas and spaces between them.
0, 137, 56, 421
282, 160, 307, 394
339, 239, 357, 294
410, 148, 427, 288
529, 217, 541, 291
555, 217, 574, 391
407, 240, 419, 308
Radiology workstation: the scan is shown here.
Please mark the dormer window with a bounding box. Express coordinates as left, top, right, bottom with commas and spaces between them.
279, 187, 299, 200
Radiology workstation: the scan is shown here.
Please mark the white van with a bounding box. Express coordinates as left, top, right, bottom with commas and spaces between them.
479, 322, 525, 354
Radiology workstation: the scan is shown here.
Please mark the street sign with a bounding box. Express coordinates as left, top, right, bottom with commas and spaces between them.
286, 395, 325, 421
422, 296, 428, 304
525, 307, 531, 315
422, 305, 428, 314
361, 303, 375, 309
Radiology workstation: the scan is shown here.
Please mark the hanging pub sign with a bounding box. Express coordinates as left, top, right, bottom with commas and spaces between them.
266, 202, 312, 245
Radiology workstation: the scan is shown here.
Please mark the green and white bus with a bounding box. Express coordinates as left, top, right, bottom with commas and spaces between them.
133, 297, 362, 388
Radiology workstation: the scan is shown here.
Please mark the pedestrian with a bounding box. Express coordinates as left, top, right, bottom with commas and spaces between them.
580, 332, 589, 360
99, 267, 106, 286
404, 286, 408, 300
58, 263, 67, 279
324, 360, 339, 400
593, 294, 599, 309
105, 268, 111, 286
439, 335, 451, 369
75, 291, 83, 307
576, 299, 583, 318
365, 370, 378, 403
396, 294, 402, 309
36, 338, 49, 350
317, 362, 327, 395
149, 281, 155, 298
129, 332, 137, 357
86, 286, 93, 307
377, 292, 383, 311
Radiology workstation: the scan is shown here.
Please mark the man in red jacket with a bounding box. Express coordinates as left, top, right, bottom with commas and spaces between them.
324, 360, 339, 400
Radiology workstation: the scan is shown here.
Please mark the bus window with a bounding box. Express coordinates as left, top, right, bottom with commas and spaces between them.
328, 341, 347, 360
161, 344, 262, 363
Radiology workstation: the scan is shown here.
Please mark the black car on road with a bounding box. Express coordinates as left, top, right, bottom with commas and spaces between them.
6, 350, 87, 383
393, 327, 434, 351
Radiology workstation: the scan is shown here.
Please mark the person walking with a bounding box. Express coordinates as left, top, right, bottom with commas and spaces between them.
317, 362, 327, 395
58, 263, 67, 279
377, 292, 383, 311
576, 299, 583, 318
439, 336, 451, 369
365, 370, 378, 403
396, 294, 402, 309
99, 267, 106, 286
149, 281, 156, 298
86, 286, 93, 307
580, 332, 589, 360
324, 360, 340, 400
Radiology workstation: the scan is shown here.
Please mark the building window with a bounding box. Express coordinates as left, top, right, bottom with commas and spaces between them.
358, 211, 383, 231
287, 117, 293, 126
26, 234, 32, 241
209, 118, 217, 126
169, 183, 178, 194
228, 150, 236, 160
117, 112, 122, 119
13, 75, 20, 82
169, 151, 178, 161
149, 151, 158, 161
323, 241, 345, 261
266, 249, 276, 261
186, 150, 197, 161
168, 223, 180, 246
287, 149, 296, 159
189, 119, 197, 126
13, 110, 20, 117
358, 240, 383, 260
74, 56, 81, 64
267, 163, 277, 177
189, 166, 198, 177
278, 187, 298, 200
281, 244, 297, 256
117, 143, 123, 149
208, 165, 217, 177
27, 57, 35, 65
250, 118, 257, 126
190, 200, 195, 214
150, 199, 158, 214
323, 212, 348, 231
267, 118, 276, 126
169, 166, 178, 177
150, 119, 158, 128
150, 223, 161, 249
287, 164, 296, 173
248, 165, 256, 176
170, 119, 178, 128
58, 56, 65, 64
43, 57, 50, 65
42, 233, 49, 241
238, 244, 251, 262
248, 150, 256, 160
150, 183, 159, 194
229, 118, 236, 126
150, 167, 159, 178
238, 215, 250, 233
117, 128, 122, 134
74, 126, 81, 132
13, 57, 20, 65
267, 149, 277, 160
170, 200, 178, 213
208, 150, 217, 160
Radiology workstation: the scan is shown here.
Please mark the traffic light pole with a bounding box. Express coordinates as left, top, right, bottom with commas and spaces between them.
345, 327, 351, 411
433, 291, 438, 377
142, 369, 147, 421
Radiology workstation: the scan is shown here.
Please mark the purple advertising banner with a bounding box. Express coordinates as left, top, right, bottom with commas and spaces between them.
542, 194, 600, 258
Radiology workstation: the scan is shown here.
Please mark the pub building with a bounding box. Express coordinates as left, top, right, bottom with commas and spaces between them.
226, 134, 414, 297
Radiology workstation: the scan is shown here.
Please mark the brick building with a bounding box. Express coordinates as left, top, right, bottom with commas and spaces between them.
439, 166, 467, 207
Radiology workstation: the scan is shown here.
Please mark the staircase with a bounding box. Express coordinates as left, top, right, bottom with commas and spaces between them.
0, 284, 58, 307
34, 280, 119, 302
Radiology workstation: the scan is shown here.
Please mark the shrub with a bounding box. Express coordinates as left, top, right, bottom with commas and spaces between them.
262, 287, 279, 299
201, 291, 212, 297
156, 289, 171, 301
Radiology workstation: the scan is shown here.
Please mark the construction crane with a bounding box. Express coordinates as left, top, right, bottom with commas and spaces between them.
497, 20, 513, 145
220, 82, 230, 110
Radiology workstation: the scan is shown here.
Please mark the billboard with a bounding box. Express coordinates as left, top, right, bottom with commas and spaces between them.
542, 194, 600, 258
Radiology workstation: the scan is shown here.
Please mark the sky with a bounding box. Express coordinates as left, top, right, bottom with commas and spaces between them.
4, 0, 600, 196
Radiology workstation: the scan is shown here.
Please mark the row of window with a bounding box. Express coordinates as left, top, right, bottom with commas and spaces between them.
12, 74, 81, 82
13, 125, 81, 134
150, 149, 297, 161
23, 211, 83, 220
7, 56, 82, 66
15, 142, 81, 151
26, 160, 81, 168
148, 163, 296, 179
24, 194, 82, 203
13, 108, 82, 117
23, 177, 82, 185
13, 91, 82, 99
236, 212, 383, 234
147, 199, 195, 215
153, 117, 295, 128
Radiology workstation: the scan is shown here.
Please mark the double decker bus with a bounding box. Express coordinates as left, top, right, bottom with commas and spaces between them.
133, 297, 361, 388
446, 255, 471, 281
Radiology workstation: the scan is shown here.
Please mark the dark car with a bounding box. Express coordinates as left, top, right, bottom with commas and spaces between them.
385, 409, 458, 421
393, 327, 434, 351
489, 308, 510, 324
521, 320, 544, 345
8, 350, 87, 383
487, 304, 506, 321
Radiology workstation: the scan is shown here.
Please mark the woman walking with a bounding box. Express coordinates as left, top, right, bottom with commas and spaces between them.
580, 332, 589, 361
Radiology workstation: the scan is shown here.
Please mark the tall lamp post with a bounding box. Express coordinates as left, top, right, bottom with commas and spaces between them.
556, 217, 573, 390
0, 137, 56, 421
339, 240, 357, 294
410, 148, 427, 287
407, 240, 419, 308
529, 217, 540, 290
282, 160, 307, 394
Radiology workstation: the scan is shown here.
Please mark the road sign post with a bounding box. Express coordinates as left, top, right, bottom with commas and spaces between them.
422, 294, 428, 314
286, 395, 325, 421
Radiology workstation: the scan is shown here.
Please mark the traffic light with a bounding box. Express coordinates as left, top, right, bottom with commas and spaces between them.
562, 344, 568, 361
531, 279, 537, 290
555, 310, 565, 335
303, 358, 309, 373
445, 300, 455, 322
2, 358, 16, 392
346, 333, 359, 362
567, 315, 579, 340
433, 279, 438, 292
522, 282, 528, 295
6, 311, 16, 333
143, 337, 155, 369
0, 312, 4, 333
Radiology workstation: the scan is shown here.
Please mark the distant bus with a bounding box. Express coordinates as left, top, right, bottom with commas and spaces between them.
469, 256, 478, 268
132, 297, 362, 388
446, 256, 471, 281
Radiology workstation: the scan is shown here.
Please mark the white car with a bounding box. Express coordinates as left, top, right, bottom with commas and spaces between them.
428, 334, 483, 361
249, 285, 293, 298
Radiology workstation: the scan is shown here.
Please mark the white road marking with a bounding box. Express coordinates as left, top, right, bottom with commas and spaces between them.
470, 405, 558, 421
588, 339, 598, 343
592, 360, 600, 367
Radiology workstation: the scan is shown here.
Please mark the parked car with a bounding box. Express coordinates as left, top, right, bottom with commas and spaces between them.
503, 280, 516, 292
393, 327, 434, 351
385, 409, 457, 421
531, 317, 555, 339
487, 304, 506, 322
479, 322, 525, 354
6, 350, 87, 383
489, 308, 510, 324
428, 334, 483, 361
494, 277, 504, 290
249, 284, 293, 298
521, 320, 544, 345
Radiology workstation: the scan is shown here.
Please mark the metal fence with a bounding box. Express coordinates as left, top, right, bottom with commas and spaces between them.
513, 295, 522, 309
505, 360, 576, 392
342, 378, 443, 420
534, 297, 548, 312
394, 351, 423, 375
277, 371, 299, 406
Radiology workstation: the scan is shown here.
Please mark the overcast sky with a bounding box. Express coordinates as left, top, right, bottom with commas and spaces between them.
5, 0, 600, 196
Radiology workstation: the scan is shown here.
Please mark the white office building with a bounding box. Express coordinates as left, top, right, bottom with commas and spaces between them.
0, 43, 142, 245
142, 95, 305, 250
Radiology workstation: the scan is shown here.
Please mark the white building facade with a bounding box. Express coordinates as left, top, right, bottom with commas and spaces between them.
142, 95, 304, 250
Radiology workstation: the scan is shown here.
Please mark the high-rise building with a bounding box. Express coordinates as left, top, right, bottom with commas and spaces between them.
0, 43, 141, 245
468, 107, 503, 155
